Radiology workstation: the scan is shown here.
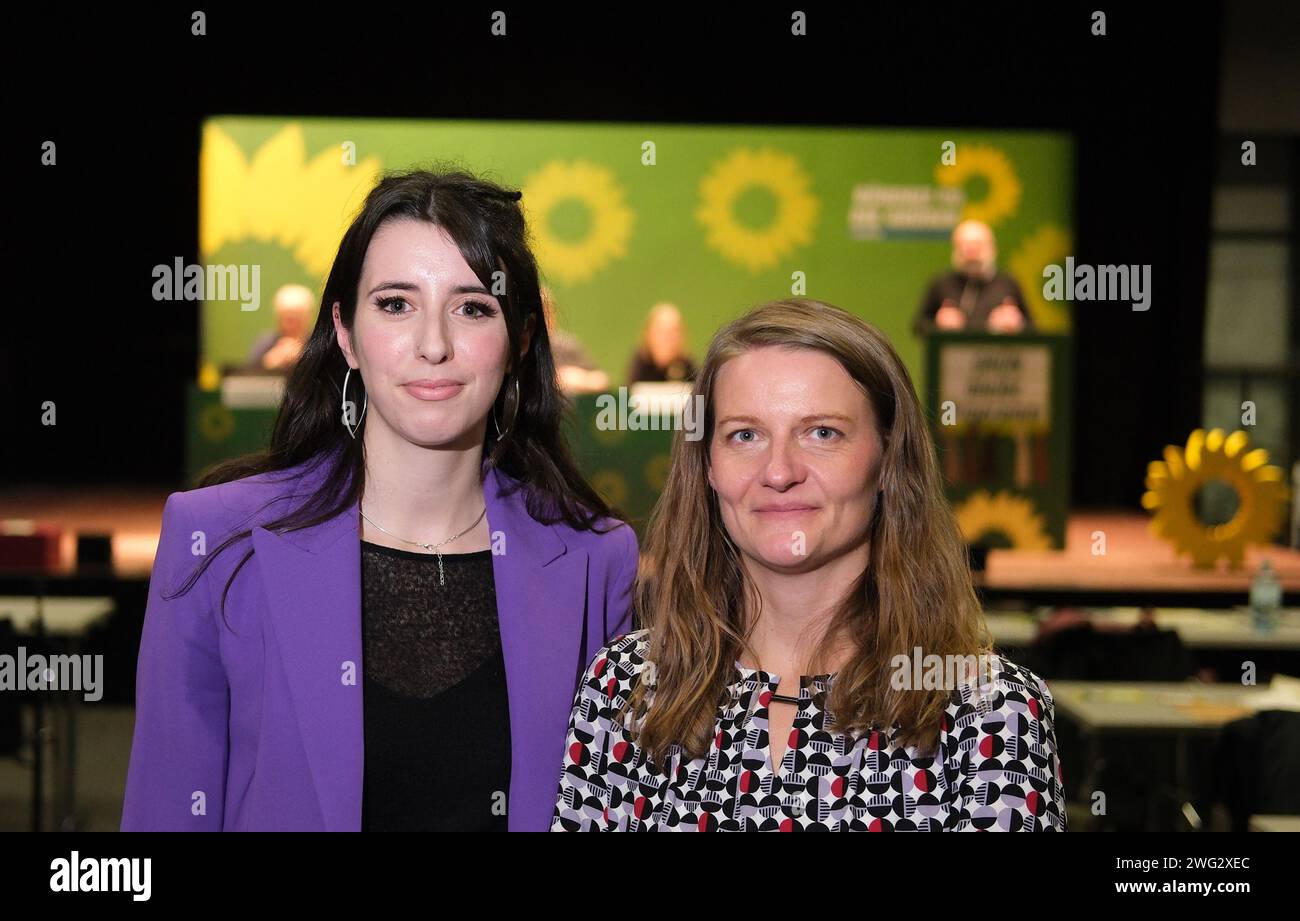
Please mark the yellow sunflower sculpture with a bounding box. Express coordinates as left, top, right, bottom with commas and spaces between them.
953, 489, 1053, 550
1142, 428, 1289, 568
696, 147, 819, 273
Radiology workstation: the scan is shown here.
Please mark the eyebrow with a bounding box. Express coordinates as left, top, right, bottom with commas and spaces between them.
364, 281, 497, 299
366, 281, 418, 297
716, 413, 856, 427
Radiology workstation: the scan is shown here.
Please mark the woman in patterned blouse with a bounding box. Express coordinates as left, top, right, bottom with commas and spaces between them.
553, 297, 1067, 831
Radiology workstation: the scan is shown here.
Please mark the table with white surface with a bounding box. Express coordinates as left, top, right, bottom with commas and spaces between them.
1047, 679, 1289, 829
985, 607, 1300, 651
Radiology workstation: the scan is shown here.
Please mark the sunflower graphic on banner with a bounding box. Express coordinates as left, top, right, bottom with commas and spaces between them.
695, 146, 820, 273
521, 160, 635, 285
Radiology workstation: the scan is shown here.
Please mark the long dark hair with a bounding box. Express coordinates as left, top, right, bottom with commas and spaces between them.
169, 167, 619, 620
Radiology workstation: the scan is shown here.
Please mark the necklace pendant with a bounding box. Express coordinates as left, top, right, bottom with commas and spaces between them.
437, 552, 445, 586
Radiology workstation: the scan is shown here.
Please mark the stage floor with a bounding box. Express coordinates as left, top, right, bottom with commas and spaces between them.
4, 488, 1300, 601
1, 484, 174, 579
981, 510, 1300, 599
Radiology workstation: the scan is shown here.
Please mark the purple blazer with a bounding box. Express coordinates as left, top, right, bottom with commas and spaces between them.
120, 449, 637, 831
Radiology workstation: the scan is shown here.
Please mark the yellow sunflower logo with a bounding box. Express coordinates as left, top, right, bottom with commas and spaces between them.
1142, 428, 1289, 569
696, 147, 819, 273
198, 403, 236, 443
644, 453, 671, 491
1008, 223, 1073, 333
935, 144, 1022, 227
521, 161, 634, 285
200, 122, 382, 278
591, 469, 629, 508
953, 490, 1053, 550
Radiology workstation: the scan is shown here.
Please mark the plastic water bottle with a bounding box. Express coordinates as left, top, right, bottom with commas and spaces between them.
1249, 558, 1282, 633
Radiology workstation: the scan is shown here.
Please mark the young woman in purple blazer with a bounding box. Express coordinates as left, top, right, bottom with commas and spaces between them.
121, 169, 637, 832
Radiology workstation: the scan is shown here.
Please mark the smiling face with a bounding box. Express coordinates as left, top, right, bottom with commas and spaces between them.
332, 217, 522, 450
706, 346, 884, 573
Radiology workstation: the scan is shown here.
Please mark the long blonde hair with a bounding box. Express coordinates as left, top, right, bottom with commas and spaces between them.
625, 297, 992, 762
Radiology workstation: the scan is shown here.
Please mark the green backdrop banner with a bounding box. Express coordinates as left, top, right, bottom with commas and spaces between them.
198, 116, 1074, 397
193, 117, 1075, 538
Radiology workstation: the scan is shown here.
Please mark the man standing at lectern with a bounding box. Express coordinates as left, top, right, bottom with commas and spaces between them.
914, 219, 1034, 335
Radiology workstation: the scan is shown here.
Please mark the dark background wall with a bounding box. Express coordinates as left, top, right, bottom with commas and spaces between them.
3, 3, 1247, 510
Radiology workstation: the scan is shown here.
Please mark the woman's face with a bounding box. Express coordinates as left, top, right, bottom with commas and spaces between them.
707, 346, 883, 573
333, 217, 519, 450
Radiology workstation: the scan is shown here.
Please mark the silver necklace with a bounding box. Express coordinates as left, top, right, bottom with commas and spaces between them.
360, 504, 488, 586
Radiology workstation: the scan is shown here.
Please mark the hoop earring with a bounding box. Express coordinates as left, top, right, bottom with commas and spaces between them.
491, 377, 521, 441
342, 367, 368, 439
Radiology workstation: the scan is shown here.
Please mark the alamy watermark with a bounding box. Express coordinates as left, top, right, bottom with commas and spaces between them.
889, 647, 997, 697
595, 386, 705, 440
1043, 257, 1151, 311
152, 258, 261, 311
50, 851, 150, 901
0, 646, 103, 702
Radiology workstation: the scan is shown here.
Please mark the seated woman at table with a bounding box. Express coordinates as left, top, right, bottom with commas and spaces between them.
553, 297, 1067, 831
626, 302, 696, 383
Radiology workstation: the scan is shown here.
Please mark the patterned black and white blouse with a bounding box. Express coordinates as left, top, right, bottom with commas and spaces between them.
552, 629, 1067, 831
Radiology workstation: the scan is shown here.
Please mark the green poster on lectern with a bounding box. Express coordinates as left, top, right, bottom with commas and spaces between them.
924, 332, 1073, 550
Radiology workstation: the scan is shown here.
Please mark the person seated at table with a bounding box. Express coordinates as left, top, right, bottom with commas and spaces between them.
247, 283, 315, 370
541, 286, 609, 395
553, 297, 1067, 831
626, 301, 696, 383
914, 220, 1034, 335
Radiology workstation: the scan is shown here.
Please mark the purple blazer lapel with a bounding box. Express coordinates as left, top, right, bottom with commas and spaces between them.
249, 455, 588, 832
482, 463, 589, 832
252, 483, 363, 832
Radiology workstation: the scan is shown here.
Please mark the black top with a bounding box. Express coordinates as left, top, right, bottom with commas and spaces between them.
359, 540, 510, 831
913, 269, 1034, 335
